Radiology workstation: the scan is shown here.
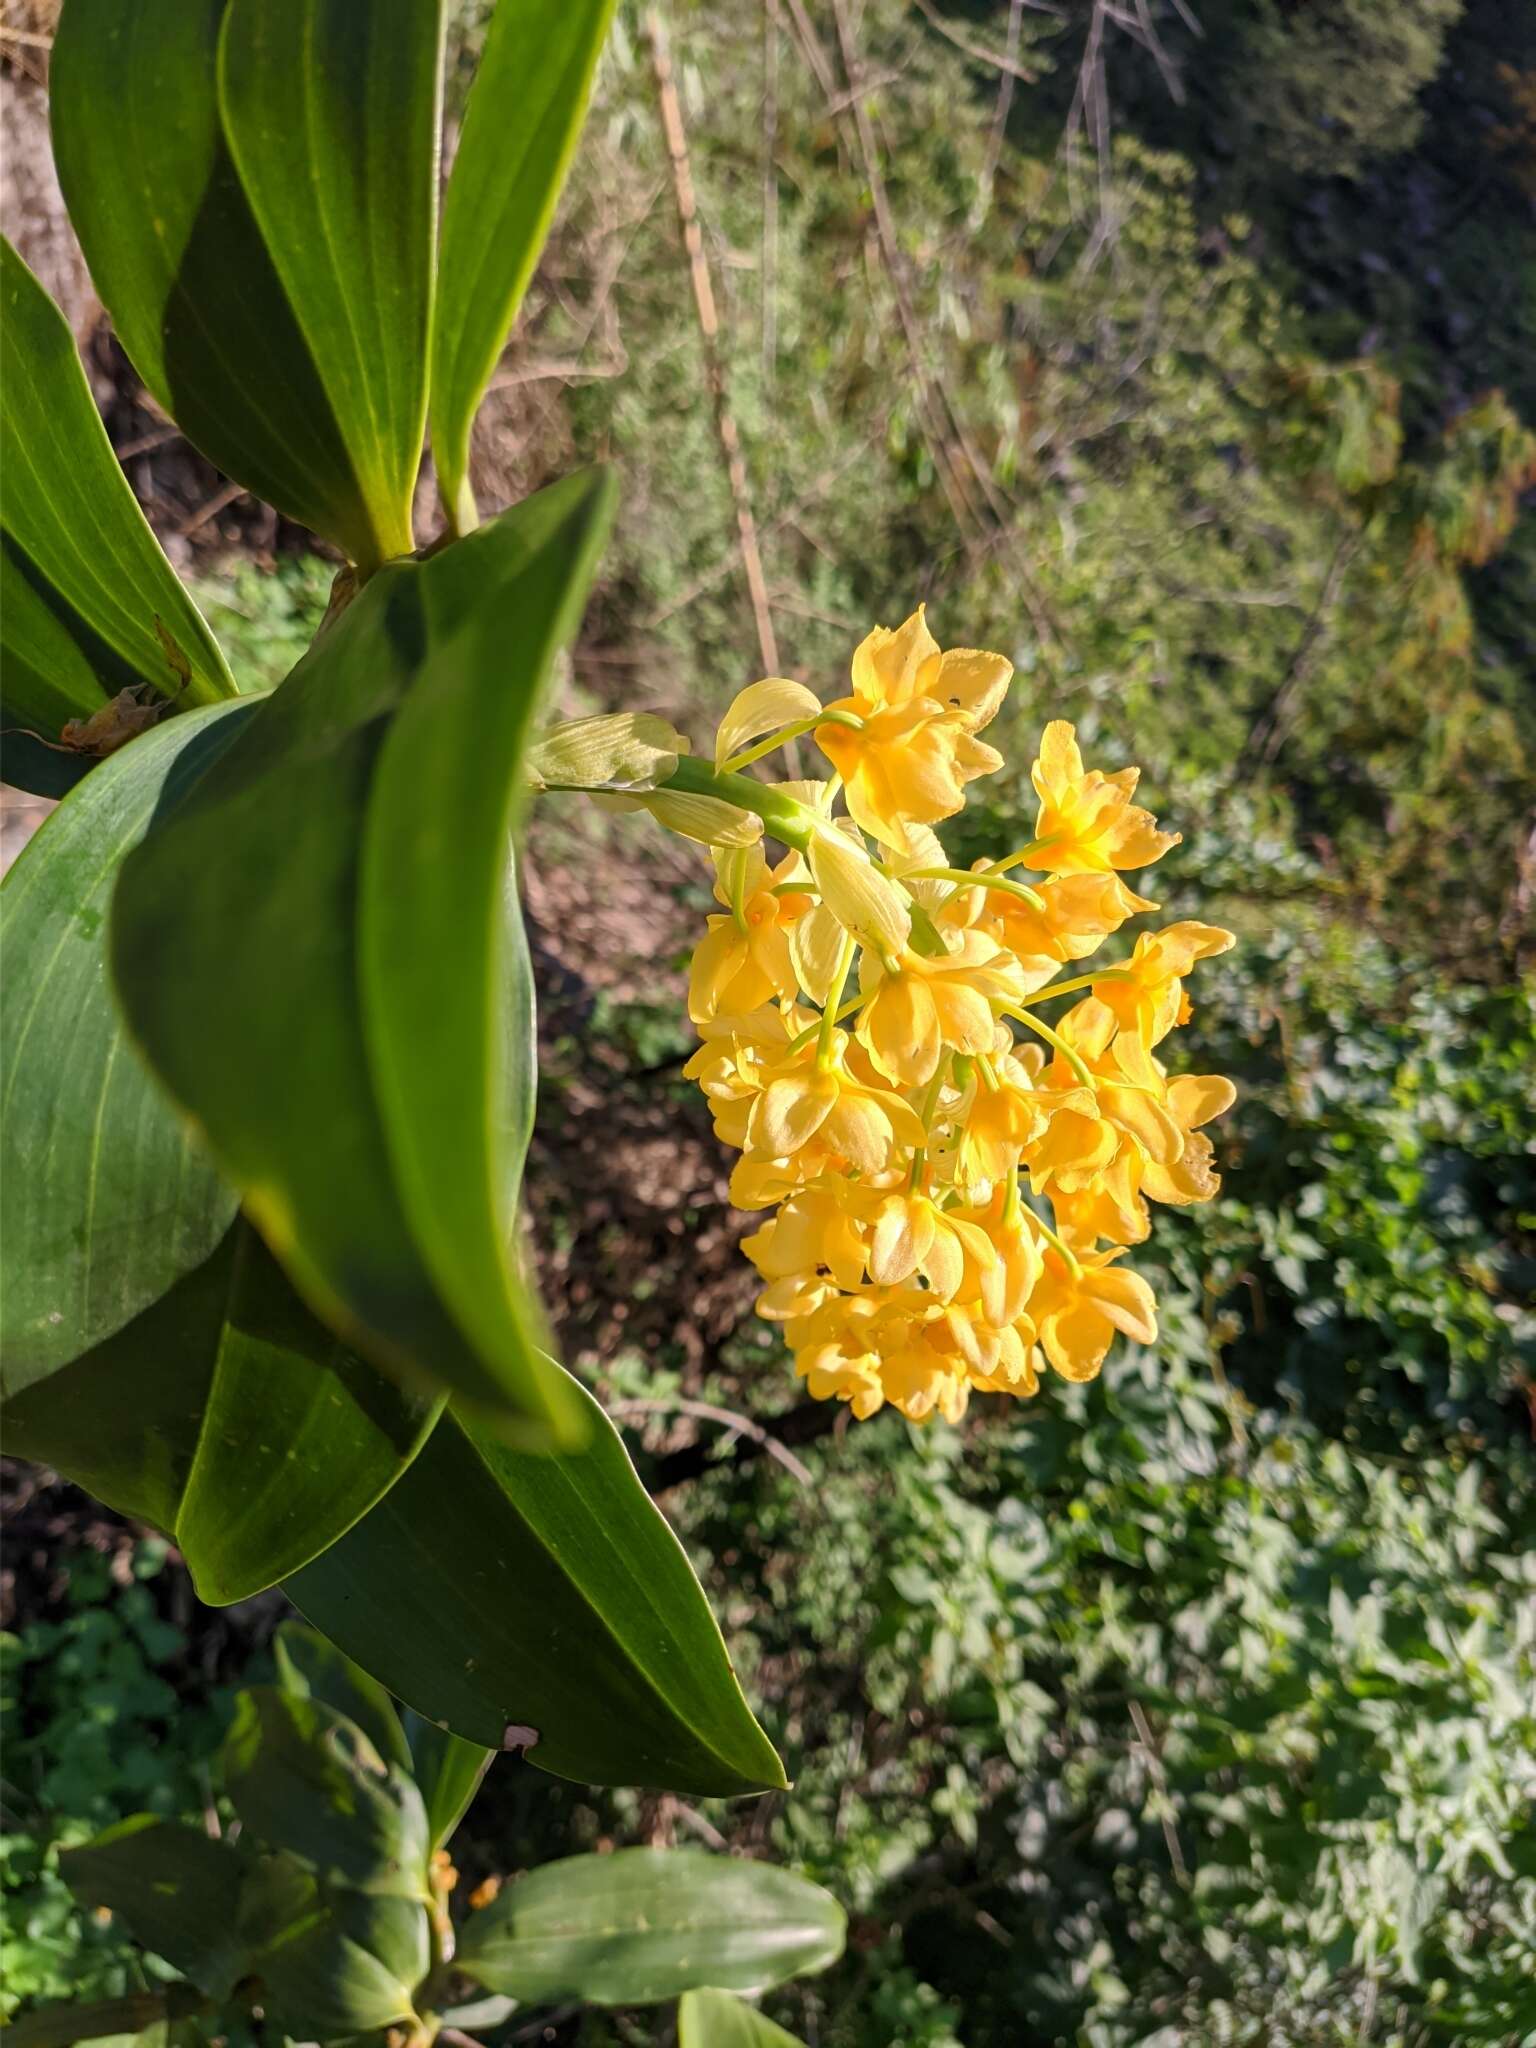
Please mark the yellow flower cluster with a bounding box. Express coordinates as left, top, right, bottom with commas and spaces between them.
641, 608, 1232, 1423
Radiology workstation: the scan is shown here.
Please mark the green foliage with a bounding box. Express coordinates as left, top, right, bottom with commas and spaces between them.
680, 1988, 814, 2048
52, 0, 434, 568
187, 554, 332, 692
0, 1545, 228, 2020
1225, 0, 1466, 179
0, 707, 247, 1392
30, 1627, 838, 2045
432, 0, 617, 529
457, 1847, 845, 2003
110, 483, 611, 1446
545, 0, 1532, 967
665, 1345, 1533, 2042
0, 239, 236, 797
286, 1379, 788, 1793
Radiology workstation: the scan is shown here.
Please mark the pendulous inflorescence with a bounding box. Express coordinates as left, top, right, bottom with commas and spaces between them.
550, 606, 1236, 1425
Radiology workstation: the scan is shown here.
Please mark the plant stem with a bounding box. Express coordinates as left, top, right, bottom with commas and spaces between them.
1020, 1196, 1081, 1273
905, 865, 1046, 910
787, 991, 863, 1055
662, 755, 819, 849
722, 706, 861, 774
1014, 966, 1132, 1005
990, 837, 1058, 874
1001, 1006, 1098, 1091
817, 935, 857, 1067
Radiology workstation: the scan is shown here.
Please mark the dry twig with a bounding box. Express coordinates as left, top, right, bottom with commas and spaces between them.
645, 9, 782, 680
610, 1395, 816, 1486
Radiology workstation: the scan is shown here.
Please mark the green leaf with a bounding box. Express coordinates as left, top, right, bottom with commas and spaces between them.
222, 1688, 431, 1899
238, 1853, 427, 2037
2, 1222, 442, 1604
49, 0, 427, 569
0, 244, 236, 785
274, 1621, 413, 1773
430, 0, 615, 532
679, 1990, 808, 2048
287, 1377, 788, 1798
456, 1849, 845, 2004
60, 1817, 250, 1999
110, 475, 614, 1442
216, 0, 443, 564
403, 1715, 494, 1852
0, 700, 250, 1394
176, 1228, 444, 1604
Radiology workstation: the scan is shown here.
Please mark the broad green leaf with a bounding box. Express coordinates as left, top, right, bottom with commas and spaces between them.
175, 1227, 444, 1603
49, 1, 414, 568
60, 1817, 250, 1999
403, 1715, 494, 1852
222, 1688, 431, 1899
0, 700, 250, 1393
110, 476, 614, 1442
431, 0, 615, 531
357, 488, 612, 1400
456, 1849, 845, 2004
679, 1990, 808, 2048
2, 1234, 234, 1532
238, 1853, 427, 2037
217, 0, 443, 564
287, 1375, 787, 1798
0, 241, 236, 783
2, 1222, 442, 1605
275, 1621, 413, 1773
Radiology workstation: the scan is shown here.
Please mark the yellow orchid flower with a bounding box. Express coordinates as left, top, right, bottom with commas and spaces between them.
814, 607, 1012, 848
863, 1188, 996, 1300
744, 1037, 928, 1177
954, 1048, 1063, 1190
683, 1003, 808, 1147
1089, 921, 1235, 1045
855, 929, 1023, 1087
741, 1184, 870, 1293
1029, 721, 1180, 874
1030, 1248, 1159, 1382
687, 845, 812, 1023
975, 870, 1159, 966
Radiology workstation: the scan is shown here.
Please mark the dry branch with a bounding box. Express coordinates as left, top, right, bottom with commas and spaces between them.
645, 6, 782, 680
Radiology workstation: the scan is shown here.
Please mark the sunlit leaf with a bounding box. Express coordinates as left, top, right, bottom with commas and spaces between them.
456, 1849, 844, 2003
679, 1989, 808, 2048
430, 0, 615, 531
51, 0, 436, 567
273, 1620, 414, 1773
2, 1222, 442, 1604
238, 1852, 427, 2037
0, 240, 235, 784
403, 1715, 494, 1853
222, 1688, 431, 1900
110, 477, 613, 1442
287, 1377, 788, 1798
0, 701, 249, 1392
217, 0, 443, 562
